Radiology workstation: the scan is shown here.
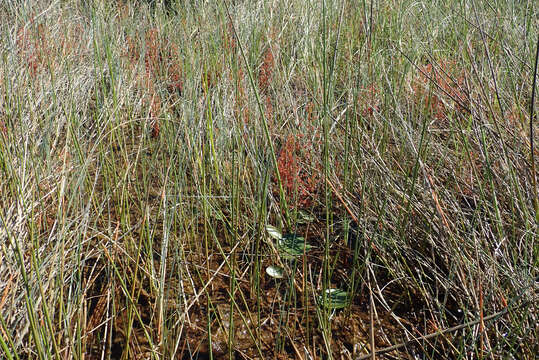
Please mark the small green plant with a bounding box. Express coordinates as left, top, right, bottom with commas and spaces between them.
265, 224, 314, 260
318, 289, 351, 310
277, 233, 313, 260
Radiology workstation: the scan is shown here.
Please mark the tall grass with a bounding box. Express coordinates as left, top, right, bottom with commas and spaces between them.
0, 0, 537, 358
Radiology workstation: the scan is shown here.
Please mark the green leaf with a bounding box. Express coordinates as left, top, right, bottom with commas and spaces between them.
318, 289, 351, 309
277, 234, 313, 260
265, 265, 284, 279
265, 225, 282, 240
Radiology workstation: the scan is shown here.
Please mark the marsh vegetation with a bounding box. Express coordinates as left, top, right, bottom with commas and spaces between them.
0, 0, 537, 358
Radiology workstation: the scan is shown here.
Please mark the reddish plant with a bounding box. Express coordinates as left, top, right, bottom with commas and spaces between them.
16, 18, 51, 77
144, 28, 160, 75
356, 83, 380, 118
259, 46, 274, 92
124, 28, 184, 137
264, 95, 274, 126
166, 43, 183, 95
504, 104, 530, 144
222, 20, 237, 53
275, 134, 321, 208
412, 60, 467, 121
149, 93, 161, 138
231, 64, 251, 128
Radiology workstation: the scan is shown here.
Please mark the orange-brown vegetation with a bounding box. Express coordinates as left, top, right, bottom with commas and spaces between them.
124, 27, 184, 138
276, 134, 321, 208
411, 59, 468, 122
